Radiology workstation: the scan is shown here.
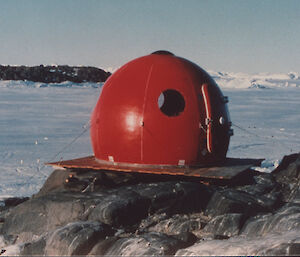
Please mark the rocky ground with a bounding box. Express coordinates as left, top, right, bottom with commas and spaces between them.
0, 153, 300, 256
0, 65, 110, 83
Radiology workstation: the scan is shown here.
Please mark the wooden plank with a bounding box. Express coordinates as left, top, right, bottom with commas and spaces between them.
46, 156, 263, 180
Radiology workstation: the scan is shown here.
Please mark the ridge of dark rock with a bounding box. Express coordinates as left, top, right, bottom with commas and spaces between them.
0, 65, 111, 83
1, 153, 300, 256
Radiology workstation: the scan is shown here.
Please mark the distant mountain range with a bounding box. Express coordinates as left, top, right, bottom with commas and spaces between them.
1, 64, 299, 89
209, 70, 300, 89
0, 65, 111, 83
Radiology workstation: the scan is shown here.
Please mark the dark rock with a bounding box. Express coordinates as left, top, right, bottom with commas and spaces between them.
272, 153, 300, 202
88, 180, 212, 228
3, 197, 29, 207
35, 169, 124, 196
293, 187, 300, 204
1, 192, 93, 242
0, 197, 29, 227
34, 169, 72, 197
88, 188, 150, 227
261, 242, 300, 256
0, 65, 110, 83
104, 232, 190, 256
273, 153, 300, 175
131, 181, 213, 215
283, 242, 300, 256
20, 237, 46, 256
44, 221, 111, 256
137, 213, 169, 232
3, 185, 149, 242
37, 169, 179, 195
236, 172, 278, 196
64, 169, 140, 192
213, 234, 230, 240
202, 213, 244, 238
204, 188, 278, 218
3, 154, 300, 256
172, 232, 198, 245
234, 172, 283, 211
139, 213, 206, 236
0, 234, 17, 248
176, 229, 300, 256
241, 203, 300, 237
224, 168, 259, 187
0, 208, 11, 228
88, 236, 119, 255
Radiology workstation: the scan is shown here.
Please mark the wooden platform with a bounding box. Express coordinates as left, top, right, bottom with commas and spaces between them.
46, 156, 264, 180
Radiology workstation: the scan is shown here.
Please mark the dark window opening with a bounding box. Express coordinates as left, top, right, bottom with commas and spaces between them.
158, 89, 185, 117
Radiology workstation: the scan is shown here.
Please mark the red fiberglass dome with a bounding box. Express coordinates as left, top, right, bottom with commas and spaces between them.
90, 51, 233, 166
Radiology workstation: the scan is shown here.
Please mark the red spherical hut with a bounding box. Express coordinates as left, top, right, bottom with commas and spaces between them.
47, 51, 263, 180
90, 51, 233, 166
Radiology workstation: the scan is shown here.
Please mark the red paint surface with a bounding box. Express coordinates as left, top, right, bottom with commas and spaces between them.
90, 52, 232, 165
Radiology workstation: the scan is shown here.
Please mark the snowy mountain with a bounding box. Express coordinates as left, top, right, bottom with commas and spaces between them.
209, 70, 300, 89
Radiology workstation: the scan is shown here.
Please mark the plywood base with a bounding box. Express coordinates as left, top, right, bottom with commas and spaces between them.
46, 156, 263, 180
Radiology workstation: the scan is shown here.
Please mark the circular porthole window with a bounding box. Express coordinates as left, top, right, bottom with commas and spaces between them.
158, 89, 185, 117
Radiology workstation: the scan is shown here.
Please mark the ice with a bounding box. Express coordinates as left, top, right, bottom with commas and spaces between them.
0, 73, 299, 198
253, 159, 280, 172
0, 82, 102, 197
224, 87, 300, 171
104, 66, 119, 73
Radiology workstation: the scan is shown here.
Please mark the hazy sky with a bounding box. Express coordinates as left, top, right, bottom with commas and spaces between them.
1, 0, 300, 73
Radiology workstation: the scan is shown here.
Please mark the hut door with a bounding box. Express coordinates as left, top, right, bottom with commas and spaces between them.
201, 83, 213, 153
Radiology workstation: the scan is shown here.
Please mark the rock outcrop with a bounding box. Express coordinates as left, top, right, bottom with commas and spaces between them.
1, 153, 300, 256
0, 65, 111, 83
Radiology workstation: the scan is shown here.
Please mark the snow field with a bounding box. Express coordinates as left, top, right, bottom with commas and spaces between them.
0, 71, 299, 198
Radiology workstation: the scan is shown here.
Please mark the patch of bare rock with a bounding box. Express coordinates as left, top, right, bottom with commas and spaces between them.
0, 65, 110, 83
1, 153, 300, 256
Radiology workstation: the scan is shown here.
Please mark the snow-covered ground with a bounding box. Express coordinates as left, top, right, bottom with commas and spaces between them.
0, 81, 101, 198
0, 71, 299, 198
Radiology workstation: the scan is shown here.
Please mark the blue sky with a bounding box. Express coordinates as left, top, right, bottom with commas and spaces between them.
1, 0, 300, 73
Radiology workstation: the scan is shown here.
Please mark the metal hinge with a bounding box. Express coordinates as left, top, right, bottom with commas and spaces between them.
205, 118, 213, 125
